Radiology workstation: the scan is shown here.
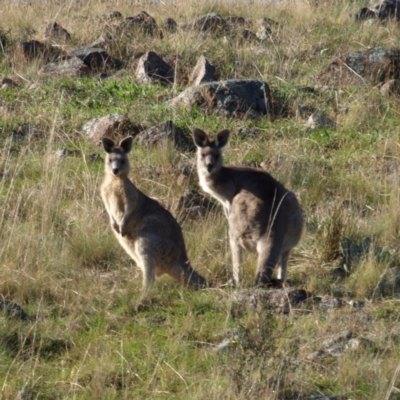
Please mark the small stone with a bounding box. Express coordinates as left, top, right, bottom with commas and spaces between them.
256, 26, 272, 40
163, 18, 178, 32
380, 79, 400, 96
318, 295, 345, 311
304, 112, 336, 129
1, 77, 18, 89
101, 11, 123, 21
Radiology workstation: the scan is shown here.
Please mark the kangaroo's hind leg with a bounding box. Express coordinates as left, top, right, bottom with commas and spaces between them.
277, 249, 290, 282
254, 236, 283, 287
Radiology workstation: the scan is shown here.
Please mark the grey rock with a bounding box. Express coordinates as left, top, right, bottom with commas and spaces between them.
317, 46, 400, 86
304, 112, 336, 129
101, 11, 123, 21
170, 79, 272, 118
380, 78, 400, 95
241, 29, 258, 41
258, 17, 279, 28
318, 295, 345, 311
237, 127, 258, 138
69, 47, 111, 70
355, 0, 400, 21
16, 40, 62, 62
136, 51, 174, 84
83, 114, 138, 144
11, 124, 40, 141
0, 300, 28, 320
44, 21, 71, 43
163, 18, 178, 33
225, 16, 245, 26
377, 267, 400, 297
39, 56, 90, 77
119, 11, 161, 37
1, 77, 18, 89
189, 56, 217, 86
134, 120, 190, 150
256, 25, 272, 40
231, 288, 309, 316
180, 13, 226, 33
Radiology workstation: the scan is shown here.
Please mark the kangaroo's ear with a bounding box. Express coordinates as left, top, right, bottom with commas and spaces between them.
215, 129, 230, 148
193, 128, 210, 148
120, 136, 133, 154
102, 137, 115, 153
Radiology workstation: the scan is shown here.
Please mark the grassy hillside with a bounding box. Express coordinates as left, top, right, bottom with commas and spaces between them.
1, 0, 400, 398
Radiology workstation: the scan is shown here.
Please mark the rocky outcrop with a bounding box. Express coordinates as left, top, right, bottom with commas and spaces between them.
317, 46, 400, 86
170, 79, 272, 118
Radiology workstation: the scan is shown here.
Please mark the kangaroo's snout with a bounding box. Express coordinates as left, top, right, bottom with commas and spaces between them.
112, 168, 119, 175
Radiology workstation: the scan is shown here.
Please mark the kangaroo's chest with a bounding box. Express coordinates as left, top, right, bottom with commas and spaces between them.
199, 173, 231, 215
102, 183, 129, 220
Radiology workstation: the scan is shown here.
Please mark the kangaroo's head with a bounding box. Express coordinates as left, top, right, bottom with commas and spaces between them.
102, 136, 133, 177
193, 128, 230, 176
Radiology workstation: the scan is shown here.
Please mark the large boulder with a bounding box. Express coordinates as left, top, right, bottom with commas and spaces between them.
170, 79, 272, 118
316, 46, 400, 87
136, 51, 174, 85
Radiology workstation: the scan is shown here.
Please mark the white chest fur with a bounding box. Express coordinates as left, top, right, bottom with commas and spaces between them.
198, 170, 231, 216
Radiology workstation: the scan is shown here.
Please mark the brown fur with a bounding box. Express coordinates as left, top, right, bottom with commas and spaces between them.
193, 128, 303, 286
100, 136, 208, 294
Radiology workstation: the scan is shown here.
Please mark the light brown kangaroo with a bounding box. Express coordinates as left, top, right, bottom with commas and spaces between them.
193, 128, 303, 287
100, 136, 208, 294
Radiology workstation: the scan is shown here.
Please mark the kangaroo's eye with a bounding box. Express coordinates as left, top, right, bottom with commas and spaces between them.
121, 160, 125, 165
214, 154, 219, 159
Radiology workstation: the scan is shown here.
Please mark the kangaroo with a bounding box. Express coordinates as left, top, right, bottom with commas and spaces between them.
100, 136, 208, 294
193, 128, 303, 287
